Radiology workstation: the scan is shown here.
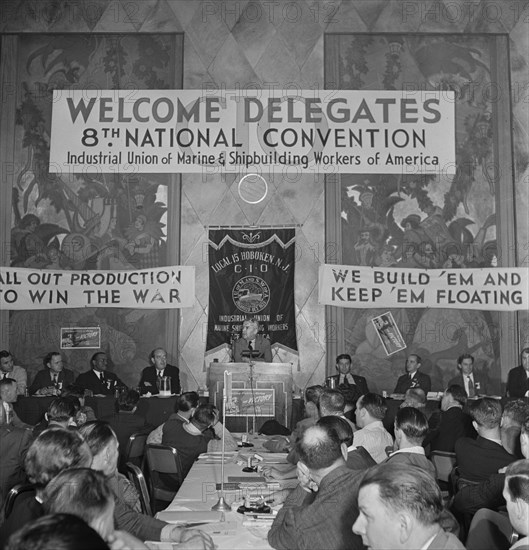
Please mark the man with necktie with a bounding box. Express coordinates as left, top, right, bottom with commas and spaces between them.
393, 354, 431, 395
232, 318, 272, 362
75, 352, 125, 396
139, 348, 181, 395
29, 352, 75, 396
0, 350, 27, 396
447, 354, 488, 397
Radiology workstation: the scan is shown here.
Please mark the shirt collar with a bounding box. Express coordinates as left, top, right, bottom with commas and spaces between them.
389, 446, 426, 457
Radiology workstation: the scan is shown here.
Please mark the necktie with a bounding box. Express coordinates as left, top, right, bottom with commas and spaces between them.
467, 376, 475, 397
248, 341, 253, 354
2, 372, 6, 379
52, 373, 58, 386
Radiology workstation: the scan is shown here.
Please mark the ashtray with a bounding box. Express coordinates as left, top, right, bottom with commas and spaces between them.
237, 504, 271, 515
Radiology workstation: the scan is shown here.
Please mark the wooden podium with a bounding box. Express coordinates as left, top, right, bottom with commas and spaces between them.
208, 362, 293, 432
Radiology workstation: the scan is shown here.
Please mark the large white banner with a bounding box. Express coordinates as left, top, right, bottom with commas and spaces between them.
0, 266, 195, 310
319, 265, 529, 311
49, 89, 455, 175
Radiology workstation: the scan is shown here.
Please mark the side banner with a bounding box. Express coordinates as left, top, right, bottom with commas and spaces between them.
207, 229, 297, 353
49, 89, 454, 174
0, 266, 194, 310
319, 265, 529, 311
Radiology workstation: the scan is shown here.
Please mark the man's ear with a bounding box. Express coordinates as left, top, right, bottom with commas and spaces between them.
340, 442, 348, 461
398, 512, 414, 544
472, 420, 478, 432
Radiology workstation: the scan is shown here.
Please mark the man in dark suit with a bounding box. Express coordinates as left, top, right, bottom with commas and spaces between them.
447, 353, 488, 397
232, 318, 272, 362
426, 384, 475, 453
138, 348, 180, 395
29, 352, 75, 395
455, 397, 515, 485
327, 354, 369, 414
506, 347, 529, 398
393, 354, 431, 395
75, 352, 124, 396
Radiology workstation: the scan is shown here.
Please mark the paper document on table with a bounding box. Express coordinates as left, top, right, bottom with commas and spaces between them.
155, 510, 225, 524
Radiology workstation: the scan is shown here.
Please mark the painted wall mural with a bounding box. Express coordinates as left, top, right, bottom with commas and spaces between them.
9, 34, 182, 386
328, 34, 501, 393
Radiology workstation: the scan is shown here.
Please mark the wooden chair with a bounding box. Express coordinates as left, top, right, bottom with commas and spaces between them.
4, 484, 36, 521
144, 444, 183, 512
125, 462, 153, 516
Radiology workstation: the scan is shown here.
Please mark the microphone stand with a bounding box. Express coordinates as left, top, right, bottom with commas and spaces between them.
212, 370, 231, 512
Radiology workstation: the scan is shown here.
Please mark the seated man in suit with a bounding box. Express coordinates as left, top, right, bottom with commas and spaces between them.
426, 384, 475, 453
0, 350, 27, 395
353, 463, 465, 550
393, 354, 431, 395
29, 352, 75, 396
232, 318, 272, 362
139, 348, 180, 395
447, 353, 488, 397
506, 347, 529, 398
0, 378, 30, 429
75, 352, 125, 396
455, 397, 516, 486
268, 424, 364, 550
327, 354, 369, 407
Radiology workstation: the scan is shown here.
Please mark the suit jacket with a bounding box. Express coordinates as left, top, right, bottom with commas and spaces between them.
233, 334, 272, 362
139, 364, 180, 395
75, 369, 124, 396
455, 435, 515, 483
427, 406, 476, 453
28, 368, 75, 395
447, 373, 488, 396
327, 374, 369, 405
506, 365, 529, 398
1, 364, 27, 395
268, 465, 364, 550
393, 371, 431, 394
0, 424, 32, 510
102, 411, 148, 470
427, 529, 466, 550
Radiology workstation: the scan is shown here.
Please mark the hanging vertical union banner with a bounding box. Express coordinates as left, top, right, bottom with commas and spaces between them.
207, 228, 297, 354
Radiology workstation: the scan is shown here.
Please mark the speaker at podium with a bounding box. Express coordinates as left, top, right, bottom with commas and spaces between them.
207, 362, 293, 432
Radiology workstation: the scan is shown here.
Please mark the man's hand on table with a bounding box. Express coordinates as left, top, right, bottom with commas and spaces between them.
107, 530, 148, 549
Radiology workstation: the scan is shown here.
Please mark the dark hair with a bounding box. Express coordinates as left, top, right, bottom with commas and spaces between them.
445, 384, 467, 406
44, 468, 114, 524
317, 415, 353, 446
457, 353, 474, 366
62, 385, 85, 400
192, 404, 218, 431
117, 389, 140, 412
25, 428, 92, 489
0, 350, 13, 360
358, 393, 387, 420
43, 352, 61, 369
503, 400, 529, 425
505, 459, 529, 505
90, 352, 105, 366
296, 424, 343, 470
408, 353, 422, 365
176, 391, 199, 413
359, 463, 443, 525
319, 389, 345, 414
78, 421, 117, 457
305, 385, 324, 406
336, 354, 352, 364
469, 398, 502, 429
47, 397, 77, 422
5, 513, 109, 550
395, 407, 429, 444
521, 348, 529, 358
0, 377, 17, 391
149, 348, 166, 362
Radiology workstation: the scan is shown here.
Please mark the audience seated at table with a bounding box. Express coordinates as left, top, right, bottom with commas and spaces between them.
0, 402, 32, 513
353, 392, 393, 463
32, 396, 78, 437
102, 389, 149, 471
61, 384, 97, 425
506, 347, 529, 398
5, 513, 111, 550
0, 377, 31, 429
455, 397, 516, 487
426, 384, 476, 453
28, 352, 75, 396
500, 399, 529, 458
0, 428, 93, 547
353, 463, 465, 549
268, 423, 364, 550
383, 406, 436, 478
393, 354, 432, 395
0, 350, 27, 396
44, 468, 147, 549
75, 352, 125, 396
447, 353, 489, 397
138, 347, 181, 396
